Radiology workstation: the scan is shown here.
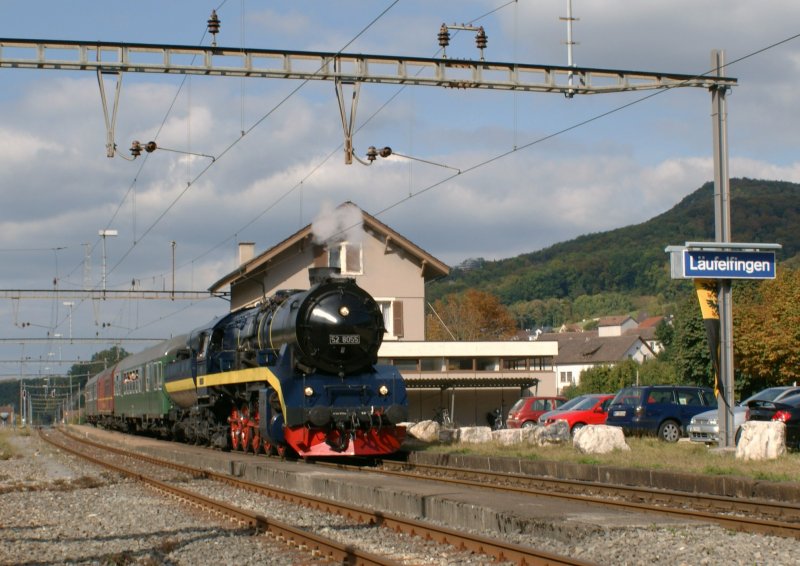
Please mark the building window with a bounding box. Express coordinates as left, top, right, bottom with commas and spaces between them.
560, 371, 573, 384
447, 358, 473, 371
420, 358, 443, 371
329, 242, 362, 275
503, 358, 527, 370
377, 300, 403, 339
390, 358, 418, 371
529, 356, 553, 371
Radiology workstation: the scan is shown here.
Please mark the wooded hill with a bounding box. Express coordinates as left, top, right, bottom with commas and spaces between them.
429, 178, 800, 326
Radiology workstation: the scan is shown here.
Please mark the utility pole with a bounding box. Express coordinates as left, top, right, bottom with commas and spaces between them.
710, 50, 735, 448
99, 229, 118, 295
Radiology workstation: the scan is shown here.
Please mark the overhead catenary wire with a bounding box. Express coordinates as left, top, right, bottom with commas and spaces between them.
103, 1, 401, 285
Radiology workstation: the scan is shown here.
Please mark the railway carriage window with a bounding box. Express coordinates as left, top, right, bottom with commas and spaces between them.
197, 333, 209, 360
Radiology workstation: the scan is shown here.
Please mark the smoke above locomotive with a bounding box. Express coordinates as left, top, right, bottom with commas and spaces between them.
85, 268, 409, 458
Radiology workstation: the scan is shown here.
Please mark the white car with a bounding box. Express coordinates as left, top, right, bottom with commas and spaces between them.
687, 386, 800, 444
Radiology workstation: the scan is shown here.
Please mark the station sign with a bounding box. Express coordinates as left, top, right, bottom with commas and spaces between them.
666, 243, 779, 280
683, 250, 776, 279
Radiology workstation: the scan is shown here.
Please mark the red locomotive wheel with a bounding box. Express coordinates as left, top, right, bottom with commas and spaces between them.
250, 428, 262, 455
241, 424, 253, 454
229, 408, 242, 451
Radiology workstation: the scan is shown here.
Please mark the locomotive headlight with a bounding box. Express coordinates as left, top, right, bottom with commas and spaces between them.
339, 305, 350, 317
378, 384, 389, 397
304, 386, 315, 397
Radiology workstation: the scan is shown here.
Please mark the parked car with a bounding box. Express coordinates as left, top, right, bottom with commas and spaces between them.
541, 393, 615, 434
506, 396, 567, 428
687, 386, 800, 445
537, 394, 601, 424
745, 394, 800, 451
605, 385, 717, 442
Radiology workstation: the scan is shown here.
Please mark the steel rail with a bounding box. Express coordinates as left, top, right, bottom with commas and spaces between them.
42, 429, 397, 566
56, 427, 594, 566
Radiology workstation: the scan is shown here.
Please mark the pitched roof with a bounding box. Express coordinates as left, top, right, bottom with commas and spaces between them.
637, 316, 664, 328
597, 315, 634, 327
208, 202, 449, 292
540, 332, 652, 364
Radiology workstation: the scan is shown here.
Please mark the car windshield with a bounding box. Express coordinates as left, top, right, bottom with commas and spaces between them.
568, 396, 603, 411
554, 395, 588, 411
509, 398, 526, 412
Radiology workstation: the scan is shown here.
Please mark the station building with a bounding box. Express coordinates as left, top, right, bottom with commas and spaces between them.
208, 202, 557, 426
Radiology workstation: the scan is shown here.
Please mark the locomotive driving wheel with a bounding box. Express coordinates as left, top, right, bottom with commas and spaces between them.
262, 440, 276, 456
239, 404, 253, 453
229, 408, 242, 451
250, 411, 262, 455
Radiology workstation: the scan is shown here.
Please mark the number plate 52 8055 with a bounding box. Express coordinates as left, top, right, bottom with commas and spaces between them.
329, 334, 360, 345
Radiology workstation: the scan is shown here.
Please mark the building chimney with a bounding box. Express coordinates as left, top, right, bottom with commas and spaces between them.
238, 242, 255, 265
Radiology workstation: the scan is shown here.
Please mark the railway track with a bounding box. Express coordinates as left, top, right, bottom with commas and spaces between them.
355, 459, 800, 539
45, 428, 594, 566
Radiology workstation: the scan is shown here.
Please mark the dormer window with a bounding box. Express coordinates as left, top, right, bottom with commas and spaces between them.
328, 242, 363, 275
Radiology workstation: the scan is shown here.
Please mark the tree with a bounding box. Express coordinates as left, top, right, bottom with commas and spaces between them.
68, 346, 129, 383
562, 358, 680, 398
734, 267, 800, 385
426, 289, 517, 340
670, 294, 714, 388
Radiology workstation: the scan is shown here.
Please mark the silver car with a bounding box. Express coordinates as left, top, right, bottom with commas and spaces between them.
687, 386, 800, 444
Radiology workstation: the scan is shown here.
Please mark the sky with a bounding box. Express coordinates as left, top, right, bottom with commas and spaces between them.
2, 1, 800, 380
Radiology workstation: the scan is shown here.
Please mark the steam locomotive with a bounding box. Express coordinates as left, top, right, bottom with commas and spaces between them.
84, 268, 409, 457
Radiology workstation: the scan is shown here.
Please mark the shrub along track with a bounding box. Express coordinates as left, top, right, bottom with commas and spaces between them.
44, 428, 592, 566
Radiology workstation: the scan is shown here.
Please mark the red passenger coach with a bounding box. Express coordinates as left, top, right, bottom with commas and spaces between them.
87, 365, 117, 427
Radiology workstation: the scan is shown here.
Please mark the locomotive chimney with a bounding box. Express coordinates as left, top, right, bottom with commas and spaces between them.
238, 242, 255, 265
308, 266, 341, 286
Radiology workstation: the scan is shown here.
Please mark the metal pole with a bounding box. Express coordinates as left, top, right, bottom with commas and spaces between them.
171, 241, 176, 300
710, 49, 735, 448
101, 233, 108, 292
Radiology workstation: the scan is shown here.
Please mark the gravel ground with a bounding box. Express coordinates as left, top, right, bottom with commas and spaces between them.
1, 429, 798, 566
0, 430, 508, 565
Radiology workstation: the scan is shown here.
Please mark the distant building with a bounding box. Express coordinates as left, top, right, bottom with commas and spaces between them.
597, 315, 638, 337
541, 315, 659, 393
630, 316, 666, 354
0, 405, 14, 427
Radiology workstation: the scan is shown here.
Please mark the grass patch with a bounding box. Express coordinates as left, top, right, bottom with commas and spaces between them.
0, 429, 17, 460
419, 437, 800, 482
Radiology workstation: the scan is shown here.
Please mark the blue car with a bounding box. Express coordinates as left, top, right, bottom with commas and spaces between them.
605, 385, 717, 442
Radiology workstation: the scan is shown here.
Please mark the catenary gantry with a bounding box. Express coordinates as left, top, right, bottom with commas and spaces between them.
0, 38, 736, 93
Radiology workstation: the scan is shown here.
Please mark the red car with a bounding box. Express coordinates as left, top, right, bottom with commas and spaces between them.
542, 393, 615, 434
506, 396, 567, 428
